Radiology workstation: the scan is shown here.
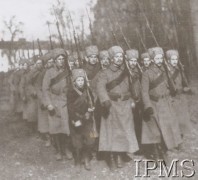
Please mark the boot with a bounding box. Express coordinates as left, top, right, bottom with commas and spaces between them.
157, 144, 168, 163
45, 140, 51, 147
65, 147, 73, 160
84, 155, 91, 171
56, 152, 62, 161
152, 144, 161, 160
54, 134, 62, 161
108, 153, 116, 170
115, 153, 124, 168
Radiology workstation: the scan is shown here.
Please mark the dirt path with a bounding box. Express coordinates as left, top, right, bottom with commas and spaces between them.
0, 81, 198, 180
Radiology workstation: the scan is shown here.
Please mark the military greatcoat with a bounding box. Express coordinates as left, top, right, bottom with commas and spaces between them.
42, 67, 70, 135
141, 64, 182, 150
169, 65, 191, 136
97, 64, 139, 153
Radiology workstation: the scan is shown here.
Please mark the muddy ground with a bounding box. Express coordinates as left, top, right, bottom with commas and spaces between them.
0, 79, 198, 180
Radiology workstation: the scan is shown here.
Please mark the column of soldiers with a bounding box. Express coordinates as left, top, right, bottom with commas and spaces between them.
7, 44, 192, 171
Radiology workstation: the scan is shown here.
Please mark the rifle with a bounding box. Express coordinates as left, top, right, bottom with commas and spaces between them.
69, 10, 98, 138
135, 28, 147, 51
47, 21, 54, 50
53, 7, 65, 49
134, 0, 177, 96
37, 38, 43, 56
27, 48, 30, 59
32, 40, 35, 56
108, 16, 140, 100
68, 11, 83, 67
86, 8, 96, 45
53, 9, 72, 73
165, 1, 190, 89
111, 10, 143, 73
107, 15, 120, 46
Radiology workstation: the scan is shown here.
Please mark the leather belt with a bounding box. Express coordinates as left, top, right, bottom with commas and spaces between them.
150, 94, 169, 102
108, 92, 131, 102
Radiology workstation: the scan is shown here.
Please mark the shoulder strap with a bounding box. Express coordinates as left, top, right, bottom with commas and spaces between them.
149, 72, 166, 90
171, 69, 180, 81
31, 70, 41, 85
106, 69, 127, 92
50, 70, 69, 87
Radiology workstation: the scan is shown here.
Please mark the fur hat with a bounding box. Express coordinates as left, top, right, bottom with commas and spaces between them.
125, 49, 139, 60
108, 46, 124, 58
150, 47, 164, 59
141, 52, 150, 60
99, 50, 109, 59
72, 68, 85, 81
52, 48, 67, 60
166, 50, 179, 60
85, 46, 99, 57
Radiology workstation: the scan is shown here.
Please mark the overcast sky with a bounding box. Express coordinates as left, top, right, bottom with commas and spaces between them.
0, 0, 95, 41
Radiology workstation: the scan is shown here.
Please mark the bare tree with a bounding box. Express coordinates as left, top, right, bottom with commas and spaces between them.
1, 16, 24, 65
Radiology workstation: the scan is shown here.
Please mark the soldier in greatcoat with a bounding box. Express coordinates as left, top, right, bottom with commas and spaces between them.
67, 68, 95, 171
42, 48, 72, 161
166, 50, 192, 139
83, 45, 100, 96
141, 47, 182, 160
19, 59, 29, 121
12, 59, 25, 117
97, 46, 139, 170
141, 52, 152, 72
19, 59, 38, 133
125, 49, 143, 148
36, 52, 53, 147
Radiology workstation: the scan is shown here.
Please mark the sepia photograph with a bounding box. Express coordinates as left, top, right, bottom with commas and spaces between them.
0, 0, 197, 179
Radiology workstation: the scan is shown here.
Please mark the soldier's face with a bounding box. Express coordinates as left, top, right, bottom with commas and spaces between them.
69, 61, 74, 68
36, 59, 43, 69
128, 58, 137, 69
19, 64, 23, 69
23, 63, 28, 70
55, 55, 65, 68
100, 57, 110, 66
75, 60, 80, 67
75, 77, 85, 89
47, 59, 54, 68
88, 55, 98, 65
169, 55, 178, 67
154, 54, 163, 67
29, 65, 34, 70
143, 58, 151, 67
113, 53, 124, 66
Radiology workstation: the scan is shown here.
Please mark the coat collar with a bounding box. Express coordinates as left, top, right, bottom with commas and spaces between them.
109, 63, 125, 72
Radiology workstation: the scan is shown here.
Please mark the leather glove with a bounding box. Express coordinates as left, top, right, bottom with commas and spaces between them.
102, 100, 112, 109
40, 104, 46, 111
102, 100, 112, 118
144, 107, 154, 117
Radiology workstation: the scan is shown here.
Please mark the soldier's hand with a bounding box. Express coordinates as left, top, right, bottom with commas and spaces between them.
88, 107, 95, 112
144, 107, 154, 117
183, 87, 194, 95
102, 100, 112, 110
85, 112, 91, 120
47, 104, 54, 111
131, 102, 136, 109
102, 100, 112, 118
72, 120, 82, 127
